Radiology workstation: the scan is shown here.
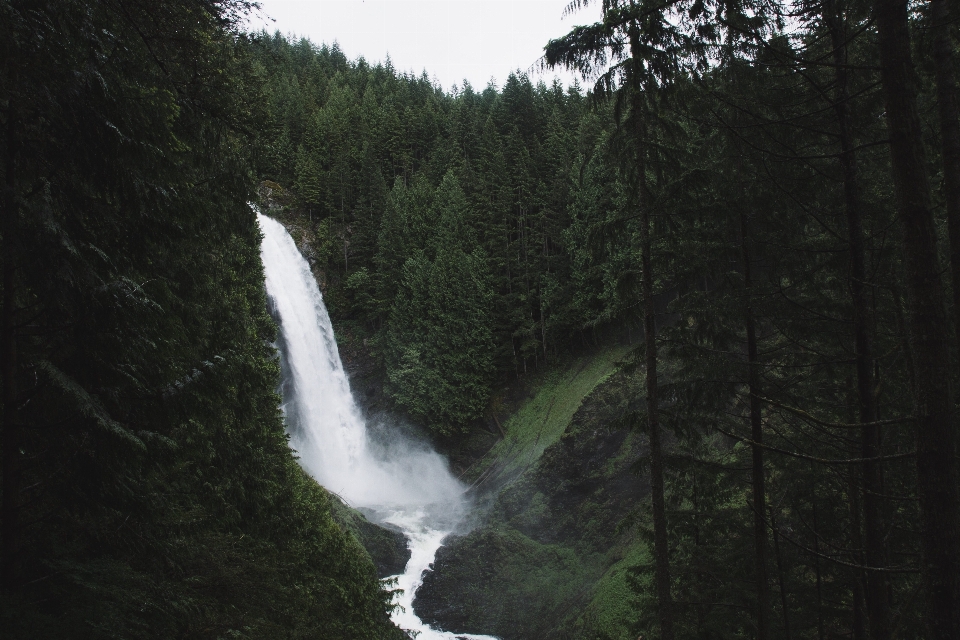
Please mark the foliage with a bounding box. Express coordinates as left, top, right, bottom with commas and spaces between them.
249, 0, 960, 635
5, 0, 958, 635
416, 351, 648, 639
248, 36, 625, 432
418, 526, 602, 639
469, 345, 629, 484
327, 495, 410, 578
0, 1, 402, 637
381, 173, 495, 433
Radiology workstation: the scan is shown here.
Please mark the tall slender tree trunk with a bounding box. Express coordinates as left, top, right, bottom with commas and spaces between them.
874, 0, 960, 636
847, 463, 868, 640
630, 24, 675, 640
931, 0, 960, 353
1, 108, 19, 591
340, 183, 348, 273
813, 500, 826, 640
641, 142, 674, 640
740, 213, 771, 640
825, 5, 891, 638
770, 508, 792, 640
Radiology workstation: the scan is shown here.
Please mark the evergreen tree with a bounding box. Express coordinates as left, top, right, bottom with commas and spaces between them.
0, 3, 403, 637
383, 173, 494, 434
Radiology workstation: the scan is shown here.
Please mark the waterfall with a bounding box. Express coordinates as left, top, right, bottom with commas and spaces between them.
258, 213, 496, 640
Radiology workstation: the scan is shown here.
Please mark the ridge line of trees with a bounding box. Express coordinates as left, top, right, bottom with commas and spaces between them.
253, 0, 960, 635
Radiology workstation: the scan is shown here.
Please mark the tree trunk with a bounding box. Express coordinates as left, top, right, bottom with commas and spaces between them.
813, 500, 826, 640
631, 24, 675, 640
848, 474, 868, 640
931, 0, 960, 356
740, 213, 771, 640
875, 0, 960, 636
770, 508, 792, 640
642, 146, 674, 640
825, 4, 891, 637
1, 108, 19, 591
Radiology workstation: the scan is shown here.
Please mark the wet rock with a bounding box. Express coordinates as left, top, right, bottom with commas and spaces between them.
329, 497, 411, 578
415, 368, 651, 639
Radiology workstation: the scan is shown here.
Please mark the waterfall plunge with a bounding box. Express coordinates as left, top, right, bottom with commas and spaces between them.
258, 213, 496, 640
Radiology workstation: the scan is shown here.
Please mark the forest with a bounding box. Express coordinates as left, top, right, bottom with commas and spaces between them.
0, 1, 402, 638
3, 0, 960, 638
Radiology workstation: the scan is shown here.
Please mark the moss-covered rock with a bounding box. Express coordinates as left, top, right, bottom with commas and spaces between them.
415, 528, 602, 639
329, 497, 411, 578
414, 348, 653, 639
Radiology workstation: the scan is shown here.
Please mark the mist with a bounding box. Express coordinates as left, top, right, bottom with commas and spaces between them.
259, 211, 496, 638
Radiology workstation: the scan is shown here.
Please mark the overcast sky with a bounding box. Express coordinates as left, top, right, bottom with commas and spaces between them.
248, 1, 600, 91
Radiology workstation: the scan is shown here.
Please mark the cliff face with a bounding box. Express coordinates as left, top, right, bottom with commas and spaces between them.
263, 192, 653, 638
265, 201, 413, 581
414, 348, 653, 640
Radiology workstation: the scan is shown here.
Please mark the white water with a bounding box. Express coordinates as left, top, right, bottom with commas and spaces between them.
258, 213, 496, 640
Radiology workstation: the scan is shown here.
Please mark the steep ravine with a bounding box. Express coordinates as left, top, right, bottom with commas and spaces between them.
263, 196, 652, 638
260, 195, 411, 578
415, 349, 653, 640
261, 210, 499, 639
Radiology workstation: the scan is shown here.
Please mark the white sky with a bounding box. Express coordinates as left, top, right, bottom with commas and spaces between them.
248, 0, 599, 91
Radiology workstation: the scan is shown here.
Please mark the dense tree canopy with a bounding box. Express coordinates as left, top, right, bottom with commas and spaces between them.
250, 0, 960, 635
4, 0, 960, 636
0, 1, 401, 637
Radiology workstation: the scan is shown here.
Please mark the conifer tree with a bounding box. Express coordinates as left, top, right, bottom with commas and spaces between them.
874, 0, 960, 635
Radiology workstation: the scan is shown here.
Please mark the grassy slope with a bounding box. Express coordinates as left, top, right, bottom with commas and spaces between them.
466, 345, 630, 490
416, 344, 653, 640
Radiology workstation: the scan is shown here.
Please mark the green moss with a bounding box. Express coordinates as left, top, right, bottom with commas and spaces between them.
508, 491, 551, 531
605, 430, 640, 476
417, 527, 607, 639
567, 542, 651, 640
417, 346, 655, 639
471, 345, 630, 486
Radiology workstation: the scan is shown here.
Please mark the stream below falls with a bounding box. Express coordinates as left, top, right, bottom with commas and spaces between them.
258, 212, 495, 640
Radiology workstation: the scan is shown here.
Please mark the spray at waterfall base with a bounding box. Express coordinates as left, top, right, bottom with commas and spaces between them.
258, 213, 496, 640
